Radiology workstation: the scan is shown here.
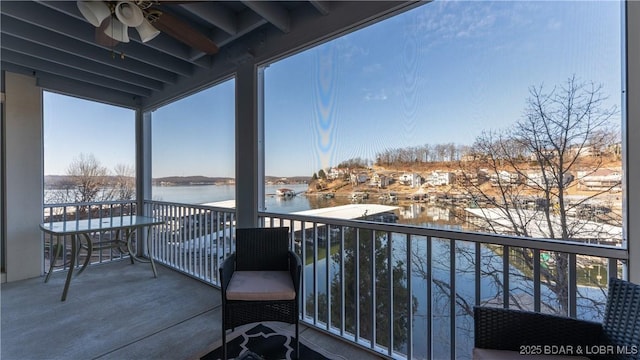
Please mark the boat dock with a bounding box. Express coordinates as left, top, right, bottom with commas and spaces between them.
201, 201, 398, 232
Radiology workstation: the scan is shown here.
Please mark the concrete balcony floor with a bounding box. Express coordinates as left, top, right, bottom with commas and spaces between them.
1, 260, 382, 360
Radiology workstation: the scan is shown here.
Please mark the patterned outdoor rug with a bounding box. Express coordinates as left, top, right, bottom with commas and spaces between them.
202, 324, 335, 360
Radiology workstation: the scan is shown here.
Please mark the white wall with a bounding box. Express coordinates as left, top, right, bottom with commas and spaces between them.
3, 72, 43, 281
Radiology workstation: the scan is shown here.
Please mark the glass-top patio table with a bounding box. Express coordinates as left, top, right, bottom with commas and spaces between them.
40, 215, 165, 301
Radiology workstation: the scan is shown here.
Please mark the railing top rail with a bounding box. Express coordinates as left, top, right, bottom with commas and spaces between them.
138, 201, 627, 260
144, 199, 236, 213
43, 200, 136, 208
259, 211, 628, 260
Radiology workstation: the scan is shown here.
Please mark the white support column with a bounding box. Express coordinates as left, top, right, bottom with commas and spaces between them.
136, 110, 152, 213
3, 72, 43, 281
257, 66, 266, 213
235, 61, 260, 228
626, 1, 639, 283
135, 110, 152, 257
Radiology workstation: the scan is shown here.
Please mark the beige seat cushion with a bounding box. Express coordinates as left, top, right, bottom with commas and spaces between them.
226, 271, 295, 301
473, 348, 591, 360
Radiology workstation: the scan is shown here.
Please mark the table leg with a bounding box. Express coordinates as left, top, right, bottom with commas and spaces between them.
147, 226, 157, 278
76, 233, 93, 276
124, 229, 134, 264
44, 235, 62, 283
126, 226, 157, 277
61, 233, 78, 301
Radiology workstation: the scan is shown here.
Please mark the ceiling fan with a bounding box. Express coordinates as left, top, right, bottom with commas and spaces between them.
77, 0, 218, 55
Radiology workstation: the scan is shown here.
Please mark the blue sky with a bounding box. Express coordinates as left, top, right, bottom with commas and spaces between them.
44, 1, 622, 178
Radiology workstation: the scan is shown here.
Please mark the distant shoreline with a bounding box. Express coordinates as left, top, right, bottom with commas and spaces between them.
44, 175, 311, 189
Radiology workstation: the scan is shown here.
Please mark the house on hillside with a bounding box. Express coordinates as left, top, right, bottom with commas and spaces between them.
425, 171, 454, 186
460, 154, 478, 162
525, 170, 574, 188
490, 170, 519, 186
568, 144, 603, 158
455, 169, 480, 186
577, 168, 622, 191
399, 173, 422, 188
369, 173, 390, 188
350, 172, 369, 186
328, 167, 347, 180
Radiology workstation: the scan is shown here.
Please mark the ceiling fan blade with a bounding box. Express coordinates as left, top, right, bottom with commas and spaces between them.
153, 11, 219, 55
95, 17, 120, 48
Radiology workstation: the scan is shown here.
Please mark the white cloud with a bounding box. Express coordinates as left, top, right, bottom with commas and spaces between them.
334, 37, 369, 62
363, 89, 388, 101
414, 1, 539, 43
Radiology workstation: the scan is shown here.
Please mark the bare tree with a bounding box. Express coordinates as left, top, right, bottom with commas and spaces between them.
66, 153, 111, 203
405, 77, 620, 351
420, 144, 431, 163
445, 142, 456, 161
454, 76, 620, 316
113, 163, 135, 200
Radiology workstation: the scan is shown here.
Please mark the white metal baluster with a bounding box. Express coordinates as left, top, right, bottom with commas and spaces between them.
427, 235, 433, 360
339, 225, 345, 337
326, 224, 331, 331
503, 245, 510, 308
406, 233, 413, 360
313, 222, 318, 325
371, 229, 376, 350
387, 231, 393, 357
450, 239, 456, 359
355, 228, 360, 344
569, 253, 577, 318
534, 248, 541, 312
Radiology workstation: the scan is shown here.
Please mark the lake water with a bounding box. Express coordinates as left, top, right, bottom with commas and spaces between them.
152, 184, 315, 214
151, 184, 470, 230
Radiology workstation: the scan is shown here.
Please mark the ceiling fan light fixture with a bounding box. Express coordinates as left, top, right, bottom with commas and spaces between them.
104, 17, 130, 43
136, 18, 160, 43
77, 1, 111, 27
115, 1, 144, 27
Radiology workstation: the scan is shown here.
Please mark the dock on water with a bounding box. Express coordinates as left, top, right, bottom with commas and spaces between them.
201, 200, 398, 231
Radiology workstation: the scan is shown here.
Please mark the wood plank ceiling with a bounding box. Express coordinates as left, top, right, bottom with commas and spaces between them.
1, 1, 420, 110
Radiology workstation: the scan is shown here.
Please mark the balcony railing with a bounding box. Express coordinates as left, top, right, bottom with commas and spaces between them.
44, 200, 629, 359
144, 200, 237, 284
257, 211, 628, 359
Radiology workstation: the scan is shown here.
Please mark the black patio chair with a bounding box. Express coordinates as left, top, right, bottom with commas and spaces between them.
473, 278, 640, 360
219, 227, 301, 360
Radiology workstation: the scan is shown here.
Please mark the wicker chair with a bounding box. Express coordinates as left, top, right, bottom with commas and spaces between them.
219, 227, 302, 360
473, 278, 640, 360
